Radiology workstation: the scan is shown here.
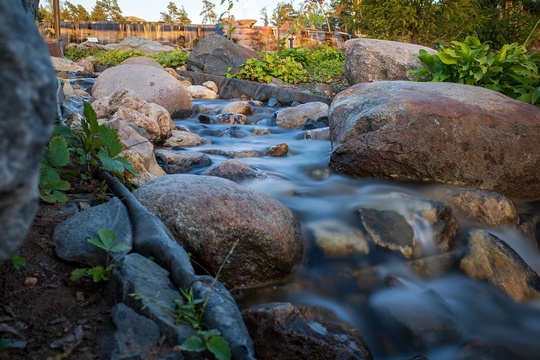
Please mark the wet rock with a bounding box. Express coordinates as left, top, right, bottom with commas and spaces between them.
457, 339, 523, 360
133, 174, 304, 289
186, 84, 219, 99
242, 302, 373, 360
187, 34, 261, 76
203, 160, 266, 182
106, 118, 166, 187
302, 118, 327, 130
0, 0, 57, 260
92, 89, 176, 144
50, 56, 85, 72
268, 143, 289, 156
115, 36, 175, 55
425, 186, 519, 227
360, 208, 416, 259
91, 62, 192, 118
358, 194, 458, 258
204, 149, 260, 159
107, 253, 197, 346
369, 288, 463, 353
154, 149, 212, 173
276, 102, 329, 129
267, 98, 280, 107
460, 229, 540, 302
162, 130, 208, 147
304, 127, 330, 141
101, 303, 160, 360
344, 38, 436, 84
252, 127, 271, 135
217, 113, 247, 125
197, 114, 217, 124
222, 101, 253, 115
54, 197, 132, 267
329, 81, 540, 200
77, 58, 95, 72
307, 219, 369, 258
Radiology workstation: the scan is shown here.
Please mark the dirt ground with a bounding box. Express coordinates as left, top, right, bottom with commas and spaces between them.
0, 192, 109, 360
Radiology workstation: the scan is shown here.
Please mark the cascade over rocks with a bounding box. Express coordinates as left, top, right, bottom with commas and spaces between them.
329, 81, 540, 200
344, 38, 435, 84
0, 0, 57, 260
133, 174, 304, 289
91, 59, 192, 118
186, 34, 262, 76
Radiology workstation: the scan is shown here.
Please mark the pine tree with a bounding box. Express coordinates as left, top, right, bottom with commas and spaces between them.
160, 2, 191, 23
200, 0, 217, 24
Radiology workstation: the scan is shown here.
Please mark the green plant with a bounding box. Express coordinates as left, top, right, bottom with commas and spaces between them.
410, 35, 540, 106
64, 46, 106, 62
94, 49, 145, 66
39, 134, 71, 203
10, 254, 26, 270
39, 102, 138, 204
70, 228, 131, 283
180, 329, 231, 360
228, 53, 309, 84
152, 49, 189, 68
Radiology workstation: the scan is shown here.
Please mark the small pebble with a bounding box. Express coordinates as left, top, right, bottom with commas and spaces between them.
75, 291, 85, 301
24, 277, 37, 288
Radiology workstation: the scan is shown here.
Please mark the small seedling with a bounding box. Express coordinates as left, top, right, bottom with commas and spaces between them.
10, 254, 26, 270
70, 228, 130, 283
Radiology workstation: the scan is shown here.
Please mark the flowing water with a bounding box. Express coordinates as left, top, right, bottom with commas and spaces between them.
173, 99, 540, 359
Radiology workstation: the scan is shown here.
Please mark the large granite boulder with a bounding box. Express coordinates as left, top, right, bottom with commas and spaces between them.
329, 81, 540, 200
133, 174, 304, 289
0, 0, 57, 260
344, 38, 435, 84
91, 62, 192, 118
186, 34, 261, 76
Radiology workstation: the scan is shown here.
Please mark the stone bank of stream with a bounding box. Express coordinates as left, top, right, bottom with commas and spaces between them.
58, 74, 540, 360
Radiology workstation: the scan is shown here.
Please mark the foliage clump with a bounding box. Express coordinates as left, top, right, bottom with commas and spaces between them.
410, 35, 540, 107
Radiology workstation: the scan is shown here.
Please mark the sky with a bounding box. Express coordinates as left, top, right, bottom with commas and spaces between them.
68, 0, 282, 25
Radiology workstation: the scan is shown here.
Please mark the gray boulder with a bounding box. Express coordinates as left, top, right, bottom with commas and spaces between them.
203, 160, 267, 182
344, 38, 435, 84
154, 149, 212, 173
186, 34, 261, 76
0, 0, 57, 260
276, 102, 329, 129
53, 197, 133, 267
133, 174, 304, 289
91, 63, 192, 118
329, 81, 540, 200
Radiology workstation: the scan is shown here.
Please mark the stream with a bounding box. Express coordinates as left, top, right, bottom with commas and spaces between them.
173, 98, 540, 359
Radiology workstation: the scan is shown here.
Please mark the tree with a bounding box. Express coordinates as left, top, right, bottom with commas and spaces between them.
271, 2, 298, 27
160, 2, 191, 23
64, 2, 90, 21
358, 0, 482, 47
90, 0, 124, 21
259, 6, 269, 26
200, 0, 217, 24
474, 0, 540, 49
330, 0, 362, 34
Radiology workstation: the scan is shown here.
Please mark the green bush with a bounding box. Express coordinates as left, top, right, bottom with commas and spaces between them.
94, 49, 145, 66
152, 49, 189, 68
410, 35, 540, 106
64, 46, 106, 62
228, 53, 309, 84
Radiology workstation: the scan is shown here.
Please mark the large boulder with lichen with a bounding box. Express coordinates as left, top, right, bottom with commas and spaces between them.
329, 81, 540, 200
0, 0, 57, 260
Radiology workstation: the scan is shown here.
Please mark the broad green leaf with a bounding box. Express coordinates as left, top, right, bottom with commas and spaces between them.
207, 335, 232, 360
47, 135, 70, 168
532, 86, 540, 105
97, 228, 117, 249
88, 266, 111, 282
98, 151, 126, 174
40, 165, 61, 183
11, 254, 26, 270
99, 125, 123, 158
83, 102, 100, 134
70, 268, 89, 281
110, 242, 131, 254
438, 52, 458, 65
179, 336, 206, 352
115, 157, 139, 177
53, 190, 68, 203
